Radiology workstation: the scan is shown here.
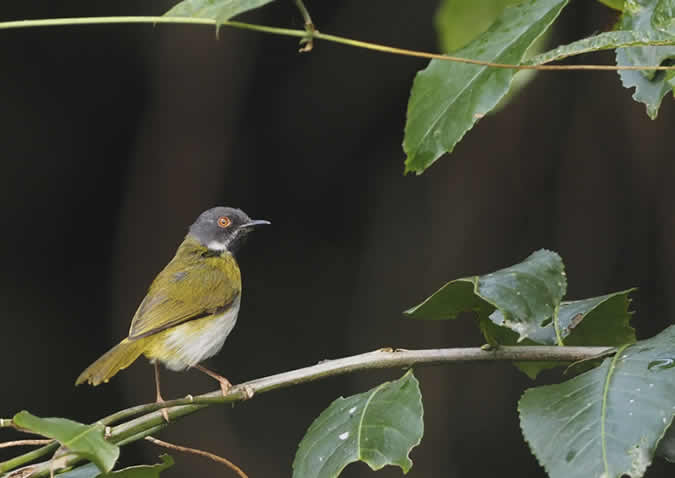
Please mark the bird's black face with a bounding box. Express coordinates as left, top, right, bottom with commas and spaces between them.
188, 207, 270, 254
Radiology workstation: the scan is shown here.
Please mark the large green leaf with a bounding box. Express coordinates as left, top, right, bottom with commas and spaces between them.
165, 0, 278, 26
292, 371, 423, 478
403, 0, 568, 174
616, 0, 675, 119
13, 411, 119, 473
519, 325, 675, 478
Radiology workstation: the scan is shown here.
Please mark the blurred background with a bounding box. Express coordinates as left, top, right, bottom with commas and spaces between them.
1, 1, 673, 477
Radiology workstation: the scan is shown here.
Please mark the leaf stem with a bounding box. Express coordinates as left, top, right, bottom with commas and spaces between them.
293, 0, 315, 31
553, 303, 564, 346
0, 16, 674, 71
0, 441, 59, 473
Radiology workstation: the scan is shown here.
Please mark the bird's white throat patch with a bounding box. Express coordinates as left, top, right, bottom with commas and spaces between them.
207, 239, 228, 251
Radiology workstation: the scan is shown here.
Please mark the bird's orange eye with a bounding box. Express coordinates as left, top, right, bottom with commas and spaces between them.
217, 216, 232, 228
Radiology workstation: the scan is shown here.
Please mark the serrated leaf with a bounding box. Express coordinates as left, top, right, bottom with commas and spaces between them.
292, 370, 423, 478
494, 289, 636, 378
527, 30, 675, 65
616, 0, 675, 119
489, 288, 636, 346
406, 251, 638, 378
403, 0, 568, 174
406, 250, 566, 342
519, 325, 675, 478
165, 0, 278, 26
13, 411, 119, 473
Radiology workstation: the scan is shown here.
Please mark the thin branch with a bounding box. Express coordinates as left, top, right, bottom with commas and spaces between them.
145, 436, 248, 478
293, 0, 316, 52
0, 16, 674, 71
1, 345, 613, 477
0, 440, 52, 449
0, 419, 12, 428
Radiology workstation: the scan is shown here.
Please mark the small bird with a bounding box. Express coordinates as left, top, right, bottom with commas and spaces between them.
76, 207, 269, 420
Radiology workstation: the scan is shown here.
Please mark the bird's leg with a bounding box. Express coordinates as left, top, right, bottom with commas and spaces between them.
154, 362, 170, 422
194, 364, 232, 396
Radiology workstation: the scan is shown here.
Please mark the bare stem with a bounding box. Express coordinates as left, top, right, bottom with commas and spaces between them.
0, 17, 674, 71
146, 436, 248, 478
0, 345, 613, 476
0, 440, 52, 449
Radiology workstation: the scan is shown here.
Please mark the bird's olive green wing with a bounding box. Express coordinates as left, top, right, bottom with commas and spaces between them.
128, 248, 241, 340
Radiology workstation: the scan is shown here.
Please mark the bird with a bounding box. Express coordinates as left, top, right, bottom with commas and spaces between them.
76, 207, 269, 420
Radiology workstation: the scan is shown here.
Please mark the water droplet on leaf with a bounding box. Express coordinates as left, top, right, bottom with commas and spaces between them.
648, 358, 675, 371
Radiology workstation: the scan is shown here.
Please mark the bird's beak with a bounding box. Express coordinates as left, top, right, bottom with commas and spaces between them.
241, 219, 271, 229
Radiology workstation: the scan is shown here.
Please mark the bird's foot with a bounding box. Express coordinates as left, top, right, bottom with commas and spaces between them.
218, 377, 232, 396
155, 393, 170, 422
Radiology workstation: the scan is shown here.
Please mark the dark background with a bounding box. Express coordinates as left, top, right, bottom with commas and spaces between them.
1, 1, 673, 477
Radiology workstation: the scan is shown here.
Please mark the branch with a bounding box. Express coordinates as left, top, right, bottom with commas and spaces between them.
0, 17, 674, 71
1, 345, 613, 477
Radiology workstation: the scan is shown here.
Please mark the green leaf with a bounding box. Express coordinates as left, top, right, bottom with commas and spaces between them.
13, 411, 119, 473
653, 0, 675, 34
668, 69, 675, 92
403, 0, 568, 174
559, 290, 636, 346
616, 0, 675, 119
292, 371, 423, 478
490, 288, 636, 346
56, 455, 174, 478
597, 0, 626, 10
104, 455, 174, 478
55, 463, 100, 478
406, 249, 566, 343
165, 0, 278, 26
510, 289, 636, 378
519, 325, 675, 478
434, 0, 523, 53
527, 30, 675, 65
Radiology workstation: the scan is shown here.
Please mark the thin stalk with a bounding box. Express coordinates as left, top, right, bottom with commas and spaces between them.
0, 17, 674, 71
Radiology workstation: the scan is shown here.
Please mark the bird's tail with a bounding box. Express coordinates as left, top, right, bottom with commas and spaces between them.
75, 338, 146, 386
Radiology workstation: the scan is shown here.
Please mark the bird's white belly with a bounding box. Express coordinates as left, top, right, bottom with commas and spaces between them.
161, 295, 240, 371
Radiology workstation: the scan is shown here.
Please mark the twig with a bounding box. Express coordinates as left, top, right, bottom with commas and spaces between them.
293, 0, 316, 52
145, 436, 248, 478
0, 440, 52, 449
0, 419, 12, 428
0, 17, 674, 71
0, 345, 614, 476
